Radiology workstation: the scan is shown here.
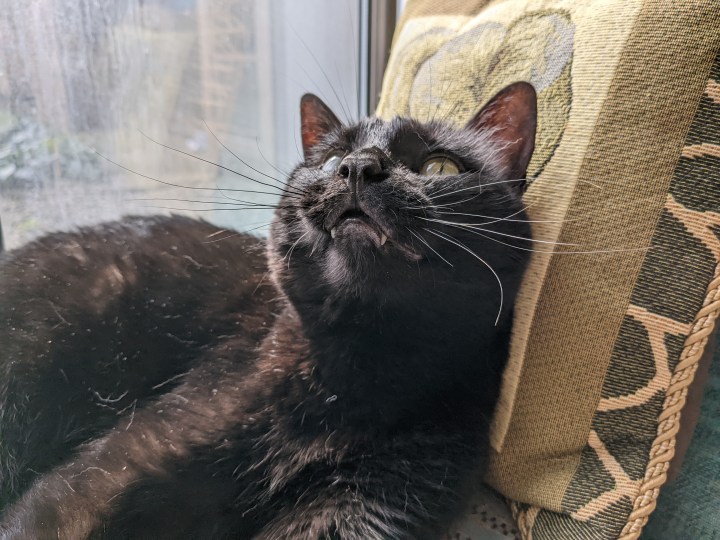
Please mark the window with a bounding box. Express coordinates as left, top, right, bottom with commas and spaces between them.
0, 0, 380, 250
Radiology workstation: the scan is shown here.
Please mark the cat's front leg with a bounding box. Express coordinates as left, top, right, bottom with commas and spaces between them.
256, 483, 458, 540
0, 362, 255, 540
0, 470, 100, 540
256, 439, 478, 540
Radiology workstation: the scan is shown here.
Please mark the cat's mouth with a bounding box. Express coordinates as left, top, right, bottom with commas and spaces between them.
328, 209, 422, 261
329, 209, 388, 246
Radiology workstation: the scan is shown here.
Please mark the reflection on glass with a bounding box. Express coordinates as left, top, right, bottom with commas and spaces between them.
0, 0, 360, 249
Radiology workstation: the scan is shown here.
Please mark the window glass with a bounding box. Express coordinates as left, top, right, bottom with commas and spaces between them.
0, 0, 360, 249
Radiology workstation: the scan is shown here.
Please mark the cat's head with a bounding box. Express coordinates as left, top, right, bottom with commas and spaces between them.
269, 83, 536, 329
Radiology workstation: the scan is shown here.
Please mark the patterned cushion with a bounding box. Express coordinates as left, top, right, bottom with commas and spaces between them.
377, 1, 720, 538
642, 330, 720, 539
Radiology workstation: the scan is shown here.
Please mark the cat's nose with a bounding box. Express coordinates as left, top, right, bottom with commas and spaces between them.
338, 147, 387, 192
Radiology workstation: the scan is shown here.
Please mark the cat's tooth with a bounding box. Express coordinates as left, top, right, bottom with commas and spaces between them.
330, 227, 336, 238
380, 233, 388, 246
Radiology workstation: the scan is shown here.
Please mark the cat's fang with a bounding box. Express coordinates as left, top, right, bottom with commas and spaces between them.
330, 227, 337, 238
380, 234, 387, 246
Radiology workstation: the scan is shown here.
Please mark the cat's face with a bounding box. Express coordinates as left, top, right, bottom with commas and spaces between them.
269, 83, 536, 326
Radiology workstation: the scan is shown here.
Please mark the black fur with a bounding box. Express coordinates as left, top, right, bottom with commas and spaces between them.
0, 85, 535, 539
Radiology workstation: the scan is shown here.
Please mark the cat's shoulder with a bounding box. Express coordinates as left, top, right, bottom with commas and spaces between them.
0, 214, 273, 320
1, 214, 264, 270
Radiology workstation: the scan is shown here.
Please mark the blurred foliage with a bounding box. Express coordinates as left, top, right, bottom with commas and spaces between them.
0, 118, 103, 189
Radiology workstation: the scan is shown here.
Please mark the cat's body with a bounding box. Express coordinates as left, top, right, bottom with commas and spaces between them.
0, 83, 537, 539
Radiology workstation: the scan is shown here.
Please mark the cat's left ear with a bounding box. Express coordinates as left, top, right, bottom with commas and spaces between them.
465, 82, 537, 185
300, 94, 342, 160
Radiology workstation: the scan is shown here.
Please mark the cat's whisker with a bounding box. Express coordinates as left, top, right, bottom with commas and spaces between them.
426, 172, 477, 196
406, 229, 453, 267
284, 231, 310, 269
430, 177, 528, 200
422, 228, 504, 326
401, 193, 480, 211
202, 120, 288, 186
436, 209, 574, 225
202, 232, 244, 244
244, 222, 273, 235
402, 193, 483, 211
457, 228, 653, 256
213, 183, 281, 206
95, 150, 301, 200
419, 217, 579, 246
436, 201, 540, 226
137, 130, 308, 199
202, 221, 274, 244
129, 198, 270, 207
140, 206, 277, 212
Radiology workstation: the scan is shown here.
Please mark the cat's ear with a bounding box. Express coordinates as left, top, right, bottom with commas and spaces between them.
465, 82, 537, 184
300, 94, 342, 159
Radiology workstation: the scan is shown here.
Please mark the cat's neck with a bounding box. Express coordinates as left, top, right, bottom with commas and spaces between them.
258, 296, 506, 434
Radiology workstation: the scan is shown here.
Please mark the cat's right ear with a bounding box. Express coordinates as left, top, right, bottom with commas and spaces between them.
300, 94, 342, 160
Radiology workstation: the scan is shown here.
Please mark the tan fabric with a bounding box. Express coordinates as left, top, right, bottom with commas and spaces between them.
379, 0, 720, 538
489, 1, 720, 509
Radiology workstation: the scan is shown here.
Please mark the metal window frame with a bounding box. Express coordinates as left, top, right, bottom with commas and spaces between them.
359, 0, 397, 117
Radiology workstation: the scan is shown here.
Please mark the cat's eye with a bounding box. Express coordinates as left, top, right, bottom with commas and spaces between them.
322, 151, 345, 173
419, 156, 460, 176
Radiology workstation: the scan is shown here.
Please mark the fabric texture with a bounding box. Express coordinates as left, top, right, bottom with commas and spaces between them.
641, 332, 720, 539
443, 484, 521, 540
378, 1, 720, 538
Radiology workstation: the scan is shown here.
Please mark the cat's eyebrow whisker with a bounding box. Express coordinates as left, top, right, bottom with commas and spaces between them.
419, 217, 580, 246
137, 130, 308, 198
255, 137, 291, 177
202, 120, 288, 187
437, 99, 462, 125
406, 228, 453, 267
423, 228, 503, 326
291, 28, 355, 124
430, 79, 456, 123
94, 150, 302, 199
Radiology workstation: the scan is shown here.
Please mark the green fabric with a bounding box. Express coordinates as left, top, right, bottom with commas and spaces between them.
642, 333, 720, 540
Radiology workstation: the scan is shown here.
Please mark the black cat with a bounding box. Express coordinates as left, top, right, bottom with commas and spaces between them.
0, 82, 536, 539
